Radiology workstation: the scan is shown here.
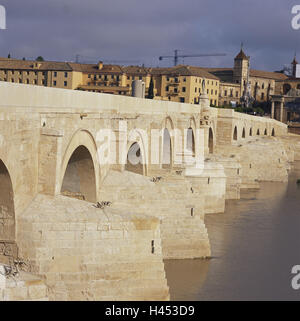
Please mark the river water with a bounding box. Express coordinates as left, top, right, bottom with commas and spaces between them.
165, 162, 300, 301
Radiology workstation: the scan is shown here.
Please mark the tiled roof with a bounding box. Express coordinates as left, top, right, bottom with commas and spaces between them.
250, 69, 288, 80
235, 49, 249, 60
0, 57, 72, 71
69, 62, 124, 74
122, 65, 150, 75
205, 67, 288, 81
149, 65, 219, 80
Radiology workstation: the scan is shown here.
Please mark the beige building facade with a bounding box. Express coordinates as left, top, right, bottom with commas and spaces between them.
150, 65, 220, 106
206, 49, 288, 107
0, 51, 298, 109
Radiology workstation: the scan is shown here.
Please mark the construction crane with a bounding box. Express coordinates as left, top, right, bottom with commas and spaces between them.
159, 49, 227, 66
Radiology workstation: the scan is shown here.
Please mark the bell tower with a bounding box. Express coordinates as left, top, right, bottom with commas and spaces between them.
233, 44, 250, 93
291, 53, 298, 78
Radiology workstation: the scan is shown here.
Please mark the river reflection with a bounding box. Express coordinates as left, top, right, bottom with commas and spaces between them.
165, 162, 300, 301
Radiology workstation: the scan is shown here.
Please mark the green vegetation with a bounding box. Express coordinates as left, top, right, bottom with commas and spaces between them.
36, 56, 44, 61
147, 77, 154, 99
234, 106, 264, 116
216, 100, 272, 117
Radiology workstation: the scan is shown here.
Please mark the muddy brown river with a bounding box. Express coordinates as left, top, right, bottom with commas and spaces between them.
165, 162, 300, 301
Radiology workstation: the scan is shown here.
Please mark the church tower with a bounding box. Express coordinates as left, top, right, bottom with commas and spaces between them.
291, 54, 298, 78
233, 45, 250, 93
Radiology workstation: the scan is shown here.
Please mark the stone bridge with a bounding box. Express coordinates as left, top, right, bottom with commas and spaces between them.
0, 82, 291, 300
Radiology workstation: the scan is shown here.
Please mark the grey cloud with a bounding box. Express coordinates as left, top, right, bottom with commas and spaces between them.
0, 0, 299, 70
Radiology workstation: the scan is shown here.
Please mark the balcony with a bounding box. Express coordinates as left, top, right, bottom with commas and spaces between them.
168, 81, 180, 86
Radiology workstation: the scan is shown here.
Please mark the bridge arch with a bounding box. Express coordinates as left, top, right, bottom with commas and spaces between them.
0, 159, 16, 259
125, 142, 146, 175
233, 126, 238, 141
60, 130, 100, 203
208, 127, 214, 154
264, 128, 268, 136
187, 127, 195, 156
271, 128, 275, 137
257, 128, 260, 136
242, 127, 246, 138
249, 127, 253, 136
126, 128, 148, 176
162, 128, 172, 169
161, 116, 175, 169
186, 117, 197, 156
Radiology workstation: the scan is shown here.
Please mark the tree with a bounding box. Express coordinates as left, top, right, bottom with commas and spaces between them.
7, 53, 11, 58
22, 57, 26, 61
36, 56, 44, 61
147, 77, 154, 99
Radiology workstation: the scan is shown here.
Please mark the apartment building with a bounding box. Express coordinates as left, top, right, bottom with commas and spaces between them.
0, 58, 80, 89
150, 65, 220, 106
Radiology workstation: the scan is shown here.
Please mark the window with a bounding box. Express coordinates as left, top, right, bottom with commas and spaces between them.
117, 76, 119, 81
215, 90, 218, 95
19, 79, 22, 84
174, 88, 178, 93
127, 76, 130, 80
11, 79, 14, 83
183, 77, 186, 82
207, 80, 209, 85
88, 74, 91, 78
27, 71, 30, 75
166, 77, 170, 81
165, 86, 169, 92
53, 80, 57, 86
236, 91, 239, 97
132, 76, 135, 80
262, 83, 265, 89
224, 90, 227, 96
26, 79, 29, 84
207, 89, 209, 94
195, 87, 197, 93
34, 79, 37, 85
211, 89, 213, 95
139, 76, 142, 80
64, 81, 67, 87
230, 89, 233, 97
64, 72, 68, 78
182, 87, 186, 92
111, 75, 114, 79
180, 97, 185, 103
175, 77, 178, 82
261, 92, 264, 100
104, 75, 107, 81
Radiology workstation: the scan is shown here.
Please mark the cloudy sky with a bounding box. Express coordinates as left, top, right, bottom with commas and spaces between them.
0, 0, 299, 71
